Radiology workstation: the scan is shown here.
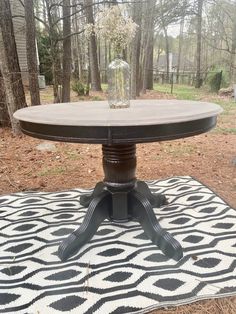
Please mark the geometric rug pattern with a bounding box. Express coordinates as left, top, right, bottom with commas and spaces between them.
0, 176, 236, 314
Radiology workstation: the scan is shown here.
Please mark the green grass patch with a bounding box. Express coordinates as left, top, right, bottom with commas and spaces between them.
38, 166, 67, 177
213, 127, 236, 135
210, 99, 236, 114
91, 96, 103, 101
65, 150, 79, 160
101, 83, 108, 91
154, 83, 210, 100
160, 144, 196, 157
150, 143, 196, 161
154, 83, 236, 121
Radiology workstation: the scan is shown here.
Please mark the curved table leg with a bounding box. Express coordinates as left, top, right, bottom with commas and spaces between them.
80, 182, 105, 207
136, 180, 168, 207
58, 191, 110, 261
130, 190, 183, 261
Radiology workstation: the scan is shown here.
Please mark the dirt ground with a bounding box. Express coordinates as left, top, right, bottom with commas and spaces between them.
1, 88, 235, 207
0, 130, 235, 207
0, 88, 236, 313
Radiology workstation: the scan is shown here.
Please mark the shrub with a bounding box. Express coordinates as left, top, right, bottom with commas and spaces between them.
209, 71, 223, 92
207, 67, 229, 92
72, 80, 86, 96
37, 33, 53, 84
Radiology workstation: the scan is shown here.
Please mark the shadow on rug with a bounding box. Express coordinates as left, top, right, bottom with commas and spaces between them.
0, 176, 235, 314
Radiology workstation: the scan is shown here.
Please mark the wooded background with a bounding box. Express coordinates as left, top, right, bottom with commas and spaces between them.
0, 0, 236, 134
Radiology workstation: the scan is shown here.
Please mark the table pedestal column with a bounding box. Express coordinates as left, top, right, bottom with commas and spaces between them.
103, 144, 136, 222
58, 144, 183, 262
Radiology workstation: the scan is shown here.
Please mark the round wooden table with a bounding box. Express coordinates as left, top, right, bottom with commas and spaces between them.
14, 99, 222, 262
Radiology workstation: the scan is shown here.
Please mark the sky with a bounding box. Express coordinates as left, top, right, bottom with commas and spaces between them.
167, 23, 181, 38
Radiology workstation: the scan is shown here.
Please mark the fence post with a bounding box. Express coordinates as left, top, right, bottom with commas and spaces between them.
233, 84, 236, 101
170, 72, 174, 94
188, 74, 191, 85
161, 73, 164, 84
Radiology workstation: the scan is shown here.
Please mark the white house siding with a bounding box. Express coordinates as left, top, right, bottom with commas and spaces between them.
0, 0, 28, 83
11, 0, 28, 84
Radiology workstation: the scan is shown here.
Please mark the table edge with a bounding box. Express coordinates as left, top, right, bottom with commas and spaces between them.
13, 100, 223, 127
19, 116, 218, 144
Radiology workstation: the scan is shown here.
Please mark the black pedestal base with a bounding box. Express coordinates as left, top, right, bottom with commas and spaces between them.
58, 181, 183, 262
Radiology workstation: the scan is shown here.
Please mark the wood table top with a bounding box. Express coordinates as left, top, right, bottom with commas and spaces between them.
14, 99, 222, 126
14, 99, 222, 144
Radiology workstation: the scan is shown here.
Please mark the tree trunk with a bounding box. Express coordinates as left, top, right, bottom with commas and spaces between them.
0, 0, 26, 134
163, 27, 170, 82
195, 0, 203, 88
142, 0, 155, 93
108, 42, 111, 63
62, 0, 71, 102
84, 0, 102, 91
146, 34, 154, 90
75, 4, 85, 83
71, 0, 80, 80
25, 0, 41, 106
130, 1, 142, 98
42, 0, 47, 24
159, 0, 170, 82
45, 0, 61, 103
72, 37, 80, 80
230, 34, 236, 84
104, 39, 108, 83
177, 15, 185, 84
229, 4, 236, 84
34, 0, 41, 30
0, 71, 10, 127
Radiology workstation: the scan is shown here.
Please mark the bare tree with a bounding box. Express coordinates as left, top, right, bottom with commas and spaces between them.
195, 0, 203, 88
130, 0, 142, 98
202, 0, 236, 84
45, 0, 62, 103
34, 0, 41, 30
25, 0, 41, 106
142, 0, 156, 93
229, 3, 236, 83
0, 70, 10, 127
146, 35, 154, 90
176, 2, 186, 83
62, 0, 72, 102
42, 0, 47, 25
0, 0, 26, 134
84, 0, 102, 91
71, 0, 81, 80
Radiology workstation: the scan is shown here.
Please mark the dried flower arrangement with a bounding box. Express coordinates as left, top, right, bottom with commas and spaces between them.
85, 5, 138, 54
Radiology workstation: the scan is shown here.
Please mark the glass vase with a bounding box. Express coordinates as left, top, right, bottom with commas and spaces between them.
107, 55, 130, 109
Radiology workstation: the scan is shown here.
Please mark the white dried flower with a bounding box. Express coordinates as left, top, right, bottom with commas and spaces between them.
85, 6, 138, 53
84, 23, 94, 40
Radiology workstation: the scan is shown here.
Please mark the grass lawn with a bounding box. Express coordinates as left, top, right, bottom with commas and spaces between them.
154, 83, 236, 135
154, 83, 207, 100
39, 83, 236, 136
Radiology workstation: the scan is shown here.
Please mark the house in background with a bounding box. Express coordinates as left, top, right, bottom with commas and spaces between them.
0, 0, 41, 86
10, 0, 29, 84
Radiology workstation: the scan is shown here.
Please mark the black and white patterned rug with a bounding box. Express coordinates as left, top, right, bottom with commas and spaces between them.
0, 176, 236, 314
